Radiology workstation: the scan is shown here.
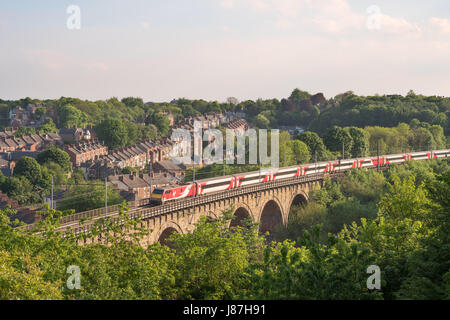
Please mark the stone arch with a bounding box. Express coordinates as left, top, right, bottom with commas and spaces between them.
287, 191, 309, 223
202, 211, 219, 224
230, 206, 252, 228
290, 191, 309, 209
259, 199, 284, 234
157, 221, 183, 246
207, 211, 219, 219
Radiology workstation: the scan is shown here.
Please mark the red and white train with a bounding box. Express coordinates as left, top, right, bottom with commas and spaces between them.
150, 149, 449, 204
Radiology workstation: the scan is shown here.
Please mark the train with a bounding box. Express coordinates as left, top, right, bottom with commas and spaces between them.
150, 149, 449, 204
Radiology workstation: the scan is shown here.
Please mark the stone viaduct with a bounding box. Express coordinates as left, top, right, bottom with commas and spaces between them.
58, 175, 324, 247
152, 181, 318, 246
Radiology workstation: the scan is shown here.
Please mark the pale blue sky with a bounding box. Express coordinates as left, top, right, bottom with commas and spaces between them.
1, 0, 449, 102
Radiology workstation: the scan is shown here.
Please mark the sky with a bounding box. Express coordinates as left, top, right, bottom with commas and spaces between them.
1, 0, 450, 102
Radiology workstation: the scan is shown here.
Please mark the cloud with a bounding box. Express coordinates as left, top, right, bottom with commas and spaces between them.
219, 0, 235, 8
26, 50, 108, 73
217, 0, 422, 35
378, 14, 421, 35
429, 17, 450, 34
140, 21, 150, 30
81, 62, 109, 71
247, 0, 270, 11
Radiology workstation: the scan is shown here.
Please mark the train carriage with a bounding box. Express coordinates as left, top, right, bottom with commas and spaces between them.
151, 149, 450, 204
271, 165, 301, 181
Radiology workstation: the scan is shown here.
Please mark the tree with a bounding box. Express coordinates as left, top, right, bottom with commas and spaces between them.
151, 113, 171, 137
58, 104, 89, 128
295, 131, 329, 161
0, 176, 38, 204
121, 97, 145, 109
323, 126, 353, 158
345, 127, 370, 157
34, 106, 47, 119
351, 175, 432, 299
408, 127, 436, 151
13, 127, 36, 137
95, 118, 128, 149
37, 147, 72, 171
287, 140, 310, 164
13, 157, 42, 185
57, 181, 123, 212
0, 251, 63, 299
393, 172, 450, 299
37, 118, 58, 133
227, 97, 239, 106
289, 89, 311, 108
254, 114, 270, 129
171, 212, 260, 300
428, 125, 446, 149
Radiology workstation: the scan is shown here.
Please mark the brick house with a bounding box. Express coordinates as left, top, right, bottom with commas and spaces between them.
65, 141, 108, 167
152, 160, 185, 178
109, 172, 175, 201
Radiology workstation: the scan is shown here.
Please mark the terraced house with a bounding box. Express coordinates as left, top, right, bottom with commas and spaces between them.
0, 132, 63, 152
65, 140, 108, 167
109, 172, 175, 201
105, 138, 175, 169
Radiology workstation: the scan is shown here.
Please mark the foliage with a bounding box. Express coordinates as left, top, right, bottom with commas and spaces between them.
150, 113, 171, 137
37, 118, 58, 133
57, 180, 123, 212
95, 118, 129, 149
58, 104, 89, 128
13, 157, 46, 188
309, 93, 449, 135
286, 140, 310, 165
323, 126, 353, 158
0, 162, 448, 300
295, 131, 331, 161
36, 146, 72, 171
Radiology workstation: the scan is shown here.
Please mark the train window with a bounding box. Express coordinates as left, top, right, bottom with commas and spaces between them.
152, 189, 164, 194
165, 190, 171, 194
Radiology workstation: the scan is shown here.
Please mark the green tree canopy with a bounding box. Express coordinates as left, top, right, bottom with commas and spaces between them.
13, 157, 42, 185
323, 126, 353, 158
37, 147, 72, 171
95, 118, 128, 149
295, 131, 329, 161
345, 126, 370, 157
58, 104, 89, 128
286, 140, 310, 165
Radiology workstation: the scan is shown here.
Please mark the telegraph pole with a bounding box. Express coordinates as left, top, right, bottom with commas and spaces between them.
259, 155, 262, 181
377, 139, 380, 171
223, 148, 226, 176
149, 162, 153, 200
104, 177, 108, 217
51, 175, 53, 210
192, 162, 197, 213
315, 152, 317, 174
